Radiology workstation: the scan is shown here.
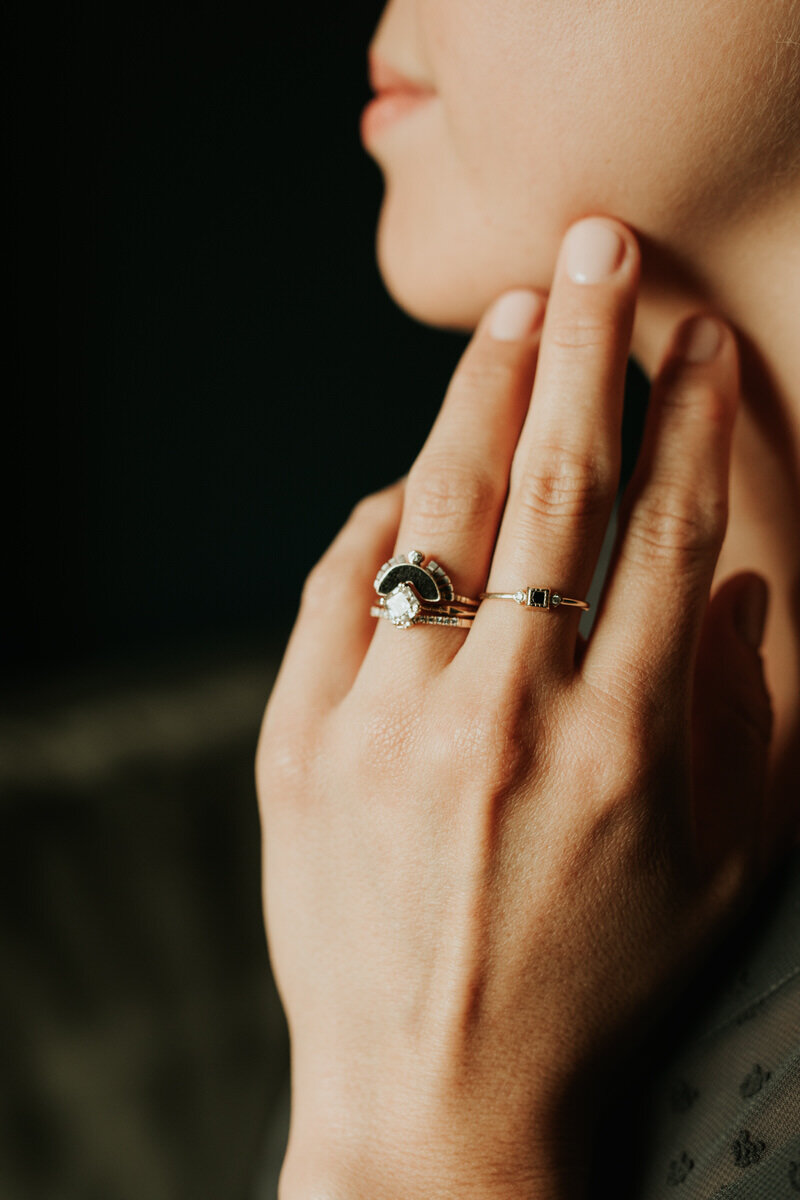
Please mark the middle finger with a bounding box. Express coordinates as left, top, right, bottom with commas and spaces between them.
476, 215, 640, 674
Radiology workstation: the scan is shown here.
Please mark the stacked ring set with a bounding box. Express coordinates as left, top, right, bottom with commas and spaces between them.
370, 549, 589, 631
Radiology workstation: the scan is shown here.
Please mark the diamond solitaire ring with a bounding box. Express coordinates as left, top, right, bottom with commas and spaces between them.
372, 550, 480, 630
478, 587, 590, 612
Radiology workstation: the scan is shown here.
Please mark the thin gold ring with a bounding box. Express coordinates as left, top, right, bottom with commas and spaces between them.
479, 587, 590, 612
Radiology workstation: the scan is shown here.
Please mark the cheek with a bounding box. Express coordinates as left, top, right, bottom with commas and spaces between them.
376, 0, 798, 331
374, 96, 564, 332
374, 42, 645, 330
434, 4, 748, 244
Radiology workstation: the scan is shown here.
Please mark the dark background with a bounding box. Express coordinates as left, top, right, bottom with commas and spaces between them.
10, 1, 648, 681
6, 5, 648, 1198
9, 1, 476, 682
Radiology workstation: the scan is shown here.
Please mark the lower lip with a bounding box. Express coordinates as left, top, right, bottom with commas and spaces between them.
360, 90, 436, 144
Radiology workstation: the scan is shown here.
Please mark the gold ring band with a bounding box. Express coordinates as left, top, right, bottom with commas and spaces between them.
450, 593, 480, 609
370, 605, 475, 630
479, 587, 590, 612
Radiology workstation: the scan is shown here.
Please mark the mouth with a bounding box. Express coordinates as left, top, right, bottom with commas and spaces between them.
367, 51, 435, 96
360, 51, 437, 145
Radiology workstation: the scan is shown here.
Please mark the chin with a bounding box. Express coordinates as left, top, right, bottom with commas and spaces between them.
374, 210, 481, 334
373, 185, 566, 336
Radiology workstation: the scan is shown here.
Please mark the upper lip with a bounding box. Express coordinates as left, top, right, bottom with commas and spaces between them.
367, 50, 435, 95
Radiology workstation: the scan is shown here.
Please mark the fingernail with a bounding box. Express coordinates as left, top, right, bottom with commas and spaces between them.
489, 289, 545, 341
734, 575, 769, 649
564, 218, 626, 284
676, 315, 723, 363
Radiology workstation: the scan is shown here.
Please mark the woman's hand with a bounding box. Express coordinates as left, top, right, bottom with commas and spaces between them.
256, 217, 775, 1200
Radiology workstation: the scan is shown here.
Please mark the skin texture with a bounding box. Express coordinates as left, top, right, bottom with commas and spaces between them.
258, 3, 800, 1196
259, 227, 775, 1198
366, 0, 800, 844
370, 0, 800, 331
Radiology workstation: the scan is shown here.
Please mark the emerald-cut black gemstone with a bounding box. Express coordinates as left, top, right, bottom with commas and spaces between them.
529, 588, 549, 608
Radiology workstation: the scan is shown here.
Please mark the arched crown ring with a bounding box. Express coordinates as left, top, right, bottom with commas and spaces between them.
370, 549, 479, 629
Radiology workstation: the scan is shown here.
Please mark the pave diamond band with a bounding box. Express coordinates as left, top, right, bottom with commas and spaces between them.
370, 605, 475, 630
479, 587, 590, 612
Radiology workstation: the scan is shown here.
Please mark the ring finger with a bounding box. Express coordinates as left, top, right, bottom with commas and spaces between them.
363, 286, 546, 673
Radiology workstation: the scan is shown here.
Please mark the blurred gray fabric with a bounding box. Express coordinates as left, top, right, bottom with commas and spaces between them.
0, 647, 291, 1200
630, 851, 800, 1198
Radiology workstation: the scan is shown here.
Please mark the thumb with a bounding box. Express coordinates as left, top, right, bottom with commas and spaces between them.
691, 571, 773, 881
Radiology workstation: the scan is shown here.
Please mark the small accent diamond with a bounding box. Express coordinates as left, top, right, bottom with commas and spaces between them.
408, 550, 424, 565
551, 593, 562, 607
514, 591, 526, 603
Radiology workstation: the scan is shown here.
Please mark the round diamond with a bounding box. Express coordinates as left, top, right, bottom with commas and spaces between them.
514, 591, 526, 603
551, 593, 562, 607
385, 583, 420, 627
407, 550, 424, 565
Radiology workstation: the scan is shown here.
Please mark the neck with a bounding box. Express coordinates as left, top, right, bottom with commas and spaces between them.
629, 193, 800, 847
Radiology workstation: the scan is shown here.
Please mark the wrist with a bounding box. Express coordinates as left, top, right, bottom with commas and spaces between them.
280, 1159, 588, 1200
279, 1119, 591, 1200
280, 1046, 597, 1199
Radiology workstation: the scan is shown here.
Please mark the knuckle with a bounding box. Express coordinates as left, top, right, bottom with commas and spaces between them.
462, 702, 529, 781
546, 312, 613, 355
661, 377, 732, 429
348, 489, 386, 522
623, 489, 727, 566
481, 708, 538, 793
448, 666, 543, 780
455, 353, 520, 398
300, 552, 342, 612
578, 676, 672, 788
346, 486, 398, 529
343, 692, 426, 782
256, 709, 316, 802
617, 708, 671, 778
406, 457, 501, 533
513, 448, 614, 524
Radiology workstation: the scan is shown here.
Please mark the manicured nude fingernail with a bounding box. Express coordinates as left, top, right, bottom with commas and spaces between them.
676, 315, 723, 363
489, 289, 545, 341
564, 218, 625, 284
